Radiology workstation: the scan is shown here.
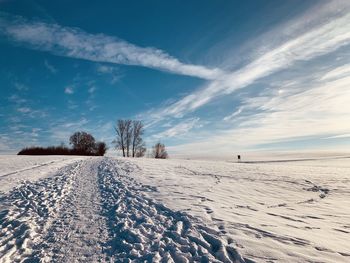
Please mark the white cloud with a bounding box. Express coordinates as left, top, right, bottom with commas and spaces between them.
143, 9, 350, 122
64, 86, 74, 94
2, 2, 350, 154
0, 140, 11, 153
30, 128, 41, 137
8, 94, 27, 104
96, 64, 122, 84
171, 74, 350, 153
44, 59, 57, 73
324, 133, 350, 139
152, 118, 200, 139
88, 86, 96, 94
16, 106, 47, 118
50, 118, 90, 142
13, 82, 28, 91
321, 63, 350, 81
0, 14, 223, 80
96, 65, 114, 74
67, 100, 78, 109
63, 118, 88, 128
17, 107, 31, 113
223, 107, 243, 121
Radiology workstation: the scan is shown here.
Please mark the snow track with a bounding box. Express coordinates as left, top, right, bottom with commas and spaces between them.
98, 159, 246, 262
36, 159, 110, 262
0, 158, 247, 262
0, 161, 81, 262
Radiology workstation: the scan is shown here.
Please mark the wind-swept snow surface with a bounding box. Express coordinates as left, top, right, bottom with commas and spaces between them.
127, 157, 350, 262
0, 157, 246, 262
0, 156, 349, 262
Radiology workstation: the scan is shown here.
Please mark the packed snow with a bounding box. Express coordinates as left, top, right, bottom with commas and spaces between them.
0, 155, 349, 262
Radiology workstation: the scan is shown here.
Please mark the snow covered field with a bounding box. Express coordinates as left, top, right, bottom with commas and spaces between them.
0, 155, 349, 262
127, 157, 350, 262
0, 155, 86, 193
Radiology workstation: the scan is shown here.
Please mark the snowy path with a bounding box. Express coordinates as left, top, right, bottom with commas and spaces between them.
0, 158, 247, 262
37, 160, 110, 262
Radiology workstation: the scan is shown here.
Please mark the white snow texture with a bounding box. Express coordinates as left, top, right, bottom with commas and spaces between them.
0, 155, 349, 262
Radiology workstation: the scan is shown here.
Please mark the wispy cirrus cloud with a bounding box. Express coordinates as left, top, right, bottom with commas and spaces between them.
88, 86, 96, 94
144, 1, 350, 153
96, 64, 122, 84
16, 106, 47, 118
8, 94, 27, 105
49, 117, 89, 142
171, 71, 350, 154
151, 118, 200, 139
324, 134, 350, 139
44, 59, 57, 74
96, 65, 116, 74
321, 63, 350, 81
1, 1, 350, 155
17, 107, 31, 113
13, 81, 28, 91
223, 107, 243, 121
143, 5, 350, 122
0, 13, 223, 80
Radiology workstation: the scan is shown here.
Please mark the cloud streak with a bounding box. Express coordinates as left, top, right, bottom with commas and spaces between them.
2, 2, 350, 154
171, 72, 350, 154
144, 7, 350, 121
44, 59, 57, 74
151, 118, 200, 139
0, 13, 223, 80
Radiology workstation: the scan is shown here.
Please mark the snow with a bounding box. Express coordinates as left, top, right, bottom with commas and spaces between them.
0, 155, 85, 193
126, 157, 350, 262
0, 157, 245, 262
0, 155, 349, 262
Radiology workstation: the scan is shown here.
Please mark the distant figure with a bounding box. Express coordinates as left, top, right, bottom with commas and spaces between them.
237, 155, 241, 162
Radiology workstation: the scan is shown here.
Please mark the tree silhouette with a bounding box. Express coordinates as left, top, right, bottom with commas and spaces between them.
152, 142, 168, 159
96, 141, 108, 156
69, 131, 96, 154
114, 119, 146, 158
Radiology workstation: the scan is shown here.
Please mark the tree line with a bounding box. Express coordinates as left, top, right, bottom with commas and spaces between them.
18, 131, 107, 156
18, 119, 169, 159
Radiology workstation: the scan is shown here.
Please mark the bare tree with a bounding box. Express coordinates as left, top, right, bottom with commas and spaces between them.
125, 120, 132, 157
114, 120, 127, 157
152, 142, 168, 159
115, 119, 146, 158
135, 141, 147, 157
132, 120, 144, 157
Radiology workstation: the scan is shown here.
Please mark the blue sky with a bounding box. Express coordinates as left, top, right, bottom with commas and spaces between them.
1, 0, 350, 156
